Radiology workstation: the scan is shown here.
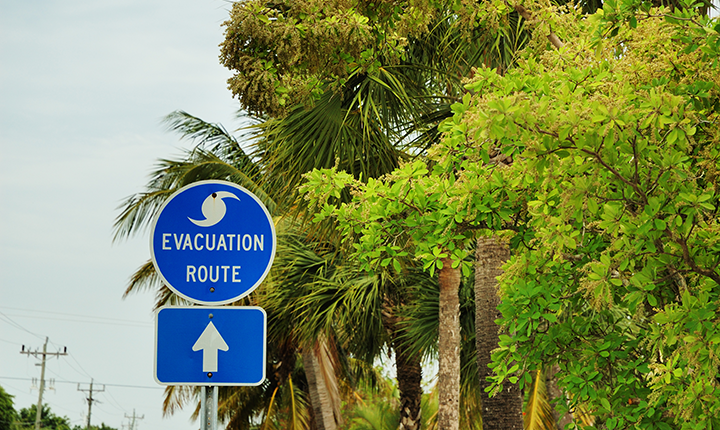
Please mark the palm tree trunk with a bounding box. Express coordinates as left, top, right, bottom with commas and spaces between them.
302, 338, 342, 430
437, 257, 461, 430
474, 236, 523, 430
546, 365, 574, 429
394, 331, 423, 430
384, 298, 424, 430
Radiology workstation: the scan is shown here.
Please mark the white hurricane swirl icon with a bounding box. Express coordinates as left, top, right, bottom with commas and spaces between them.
188, 191, 240, 227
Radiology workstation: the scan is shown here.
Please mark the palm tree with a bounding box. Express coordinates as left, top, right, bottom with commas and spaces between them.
436, 261, 462, 430
474, 236, 523, 430
240, 55, 453, 430
244, 33, 520, 430
119, 3, 544, 429
274, 226, 429, 430
243, 18, 530, 430
115, 107, 426, 429
113, 112, 318, 429
261, 223, 345, 430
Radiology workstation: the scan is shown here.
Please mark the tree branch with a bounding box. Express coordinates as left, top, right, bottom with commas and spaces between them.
510, 3, 565, 50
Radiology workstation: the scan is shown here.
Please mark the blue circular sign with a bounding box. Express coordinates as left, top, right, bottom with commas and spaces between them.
150, 180, 276, 305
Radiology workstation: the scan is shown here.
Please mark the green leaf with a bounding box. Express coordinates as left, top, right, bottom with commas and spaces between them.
588, 198, 598, 213
647, 294, 658, 307
392, 258, 402, 272
600, 397, 611, 411
654, 218, 666, 230
607, 417, 617, 430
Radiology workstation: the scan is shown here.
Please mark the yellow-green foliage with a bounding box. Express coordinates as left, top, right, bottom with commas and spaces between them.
303, 1, 720, 428
454, 5, 720, 430
219, 0, 454, 117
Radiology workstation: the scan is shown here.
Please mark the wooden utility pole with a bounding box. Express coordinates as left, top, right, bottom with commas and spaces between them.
124, 409, 144, 430
20, 337, 67, 430
78, 379, 105, 430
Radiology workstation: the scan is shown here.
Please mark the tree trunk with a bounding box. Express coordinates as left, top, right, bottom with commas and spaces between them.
384, 298, 424, 430
437, 257, 461, 430
546, 365, 574, 430
474, 236, 524, 430
302, 338, 342, 430
395, 339, 423, 430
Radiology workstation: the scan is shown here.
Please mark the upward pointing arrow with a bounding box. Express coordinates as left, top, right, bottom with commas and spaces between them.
192, 321, 229, 372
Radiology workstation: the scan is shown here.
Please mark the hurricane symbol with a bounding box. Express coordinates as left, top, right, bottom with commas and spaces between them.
188, 191, 240, 227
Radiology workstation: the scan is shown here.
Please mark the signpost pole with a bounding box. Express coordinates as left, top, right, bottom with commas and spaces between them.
200, 386, 218, 430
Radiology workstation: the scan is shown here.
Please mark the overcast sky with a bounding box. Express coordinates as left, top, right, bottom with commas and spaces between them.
2, 2, 719, 430
0, 1, 245, 429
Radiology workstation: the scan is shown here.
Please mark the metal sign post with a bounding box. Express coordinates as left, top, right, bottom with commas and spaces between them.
200, 386, 218, 430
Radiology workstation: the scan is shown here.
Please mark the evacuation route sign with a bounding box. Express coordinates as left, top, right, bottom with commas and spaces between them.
154, 306, 266, 386
150, 180, 276, 305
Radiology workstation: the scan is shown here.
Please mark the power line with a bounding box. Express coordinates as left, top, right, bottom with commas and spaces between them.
2, 309, 165, 429
0, 376, 162, 390
0, 311, 45, 341
92, 394, 126, 415
2, 313, 151, 328
0, 306, 151, 328
66, 352, 95, 380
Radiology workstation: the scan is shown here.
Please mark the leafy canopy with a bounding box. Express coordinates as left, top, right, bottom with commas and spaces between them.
303, 0, 720, 428
220, 0, 538, 117
0, 386, 17, 430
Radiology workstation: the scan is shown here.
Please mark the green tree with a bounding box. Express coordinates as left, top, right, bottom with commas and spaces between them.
471, 5, 720, 429
219, 1, 535, 427
16, 404, 71, 430
0, 386, 17, 430
72, 424, 118, 430
304, 1, 720, 429
341, 371, 438, 430
114, 112, 413, 430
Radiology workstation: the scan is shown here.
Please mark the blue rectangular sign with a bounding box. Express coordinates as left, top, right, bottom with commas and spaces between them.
154, 306, 266, 385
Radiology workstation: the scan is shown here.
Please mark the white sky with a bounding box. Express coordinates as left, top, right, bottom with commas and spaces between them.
0, 1, 244, 429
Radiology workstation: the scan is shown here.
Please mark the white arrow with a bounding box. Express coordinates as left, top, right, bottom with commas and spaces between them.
192, 321, 229, 372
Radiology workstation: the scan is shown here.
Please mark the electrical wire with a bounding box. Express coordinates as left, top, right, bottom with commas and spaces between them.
0, 376, 161, 390
0, 306, 151, 328
0, 311, 45, 340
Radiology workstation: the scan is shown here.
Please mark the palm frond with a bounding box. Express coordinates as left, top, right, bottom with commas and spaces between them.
296, 273, 385, 353
113, 188, 177, 241
122, 259, 161, 298
113, 113, 275, 243
261, 386, 280, 430
163, 110, 259, 174
255, 87, 400, 194
524, 369, 557, 430
161, 385, 196, 417
287, 375, 310, 430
